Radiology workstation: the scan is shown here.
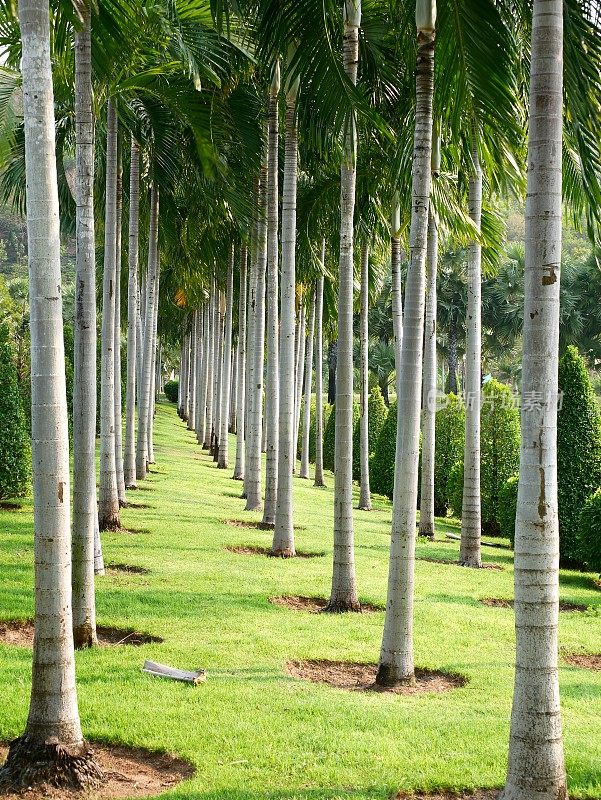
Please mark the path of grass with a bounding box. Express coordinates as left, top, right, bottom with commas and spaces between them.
0, 401, 600, 799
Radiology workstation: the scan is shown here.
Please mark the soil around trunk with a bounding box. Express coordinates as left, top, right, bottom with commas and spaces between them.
106, 564, 150, 575
562, 651, 601, 670
0, 503, 21, 511
223, 519, 306, 531
419, 558, 504, 571
0, 621, 163, 648
224, 545, 324, 559
270, 596, 384, 614
285, 660, 466, 695
393, 792, 499, 799
0, 741, 193, 799
480, 598, 588, 612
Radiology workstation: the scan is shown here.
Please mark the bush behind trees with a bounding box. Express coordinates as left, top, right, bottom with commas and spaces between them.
323, 401, 360, 473
434, 393, 465, 515
352, 386, 388, 480
0, 324, 30, 499
371, 399, 397, 499
578, 488, 601, 574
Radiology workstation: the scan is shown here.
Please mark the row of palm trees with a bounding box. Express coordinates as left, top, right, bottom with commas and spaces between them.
0, 1, 598, 799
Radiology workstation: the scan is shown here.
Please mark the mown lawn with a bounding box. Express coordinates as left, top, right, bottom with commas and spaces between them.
0, 400, 600, 800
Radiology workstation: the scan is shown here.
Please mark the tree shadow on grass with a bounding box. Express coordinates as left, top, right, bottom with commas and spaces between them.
559, 571, 601, 594
186, 787, 389, 800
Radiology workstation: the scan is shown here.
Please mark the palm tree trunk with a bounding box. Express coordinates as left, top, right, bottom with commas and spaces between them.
419, 209, 438, 538
219, 248, 235, 468
0, 0, 102, 785
71, 3, 98, 650
272, 74, 299, 556
194, 308, 205, 438
447, 317, 458, 394
136, 301, 143, 412
262, 64, 281, 526
233, 245, 248, 480
326, 0, 362, 612
229, 343, 237, 433
187, 311, 197, 432
376, 7, 435, 682
459, 144, 483, 567
358, 241, 371, 510
113, 153, 126, 506
123, 139, 140, 488
93, 513, 104, 575
328, 339, 337, 405
300, 290, 316, 479
203, 287, 215, 450
500, 2, 566, 797
245, 160, 268, 511
314, 251, 326, 487
212, 297, 224, 460
199, 303, 210, 445
98, 100, 120, 531
135, 183, 159, 480
146, 265, 159, 464
181, 331, 190, 422
293, 299, 306, 471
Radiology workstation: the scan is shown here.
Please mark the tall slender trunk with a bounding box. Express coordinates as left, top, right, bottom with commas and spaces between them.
314, 253, 326, 487
272, 74, 299, 555
233, 245, 247, 480
229, 343, 237, 433
136, 302, 143, 412
300, 290, 316, 479
293, 299, 306, 471
181, 331, 190, 422
262, 64, 281, 526
358, 242, 371, 510
123, 139, 140, 488
93, 514, 104, 575
187, 311, 197, 432
147, 266, 159, 464
194, 308, 205, 439
460, 144, 483, 567
419, 209, 438, 538
196, 305, 207, 444
245, 159, 268, 511
98, 100, 120, 531
447, 317, 458, 394
326, 0, 362, 612
113, 153, 126, 506
376, 6, 435, 683
501, 2, 566, 798
135, 183, 159, 480
219, 248, 234, 468
203, 286, 215, 450
328, 339, 337, 405
212, 296, 223, 460
71, 4, 97, 649
0, 0, 102, 786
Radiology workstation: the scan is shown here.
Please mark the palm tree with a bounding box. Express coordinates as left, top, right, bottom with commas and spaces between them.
194, 307, 205, 439
293, 295, 306, 471
218, 247, 234, 468
357, 241, 371, 510
272, 68, 300, 556
326, 0, 362, 612
500, 1, 567, 797
71, 1, 98, 649
124, 138, 140, 488
203, 286, 215, 449
233, 245, 247, 480
376, 0, 436, 683
300, 289, 316, 479
187, 310, 197, 432
314, 249, 326, 487
113, 154, 126, 505
262, 64, 281, 525
98, 100, 120, 531
0, 0, 102, 787
459, 144, 483, 567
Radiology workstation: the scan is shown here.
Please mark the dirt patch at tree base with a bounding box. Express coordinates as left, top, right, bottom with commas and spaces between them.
393, 792, 499, 799
419, 558, 504, 571
0, 742, 193, 799
562, 651, 601, 670
0, 503, 21, 511
270, 596, 383, 613
286, 660, 465, 695
0, 621, 163, 648
594, 579, 601, 591
106, 564, 150, 575
480, 598, 588, 612
225, 545, 324, 559
223, 519, 306, 531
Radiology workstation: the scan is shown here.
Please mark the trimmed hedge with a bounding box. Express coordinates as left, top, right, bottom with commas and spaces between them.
558, 346, 601, 564
499, 474, 519, 547
352, 386, 388, 480
371, 400, 397, 499
448, 460, 464, 518
164, 379, 179, 403
0, 324, 30, 499
323, 401, 360, 473
434, 393, 465, 515
578, 488, 601, 574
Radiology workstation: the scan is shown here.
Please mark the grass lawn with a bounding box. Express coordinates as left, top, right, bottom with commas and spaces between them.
0, 400, 600, 800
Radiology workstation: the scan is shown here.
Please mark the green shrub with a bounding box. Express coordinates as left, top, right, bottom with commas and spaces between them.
434, 393, 465, 515
371, 400, 397, 499
499, 474, 519, 547
0, 324, 30, 499
323, 401, 360, 474
352, 386, 388, 480
164, 379, 179, 403
448, 460, 464, 518
578, 488, 601, 574
480, 379, 521, 534
307, 400, 331, 464
558, 346, 601, 563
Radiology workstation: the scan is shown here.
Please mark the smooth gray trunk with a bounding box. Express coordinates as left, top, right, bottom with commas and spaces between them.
218, 249, 234, 468
197, 304, 209, 445
233, 246, 247, 480
358, 242, 371, 510
98, 100, 120, 531
187, 311, 197, 432
300, 291, 316, 479
113, 155, 126, 505
314, 254, 326, 487
203, 287, 215, 450
500, 2, 567, 798
229, 343, 237, 433
212, 295, 223, 460
194, 308, 205, 438
293, 300, 306, 471
147, 266, 159, 464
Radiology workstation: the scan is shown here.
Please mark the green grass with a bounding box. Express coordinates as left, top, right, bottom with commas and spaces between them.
1, 400, 600, 800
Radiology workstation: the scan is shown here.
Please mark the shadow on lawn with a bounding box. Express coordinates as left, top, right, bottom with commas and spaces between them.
187, 788, 388, 800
